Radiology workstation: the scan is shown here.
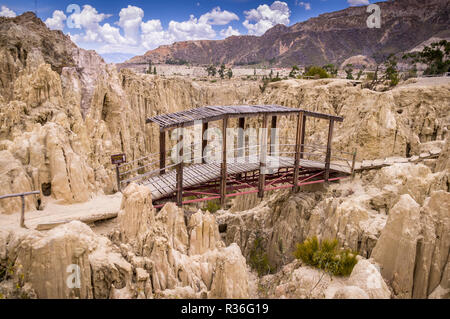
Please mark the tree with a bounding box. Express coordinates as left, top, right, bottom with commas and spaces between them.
269, 69, 273, 79
403, 40, 450, 75
146, 61, 153, 74
227, 68, 233, 79
153, 66, 157, 75
206, 64, 217, 77
384, 54, 399, 86
289, 65, 300, 78
304, 66, 330, 79
356, 66, 366, 80
218, 64, 226, 79
323, 64, 338, 77
345, 64, 354, 80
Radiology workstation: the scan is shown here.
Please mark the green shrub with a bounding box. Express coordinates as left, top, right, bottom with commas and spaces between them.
249, 236, 274, 277
205, 200, 220, 213
304, 66, 330, 79
294, 237, 358, 276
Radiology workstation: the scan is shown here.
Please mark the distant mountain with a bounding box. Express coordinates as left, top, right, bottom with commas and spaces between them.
127, 0, 450, 68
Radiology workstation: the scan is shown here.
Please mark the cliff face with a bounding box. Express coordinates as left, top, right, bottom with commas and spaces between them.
0, 13, 260, 214
128, 0, 450, 67
0, 12, 448, 217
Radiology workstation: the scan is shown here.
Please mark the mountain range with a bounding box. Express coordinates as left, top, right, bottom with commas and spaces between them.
127, 0, 450, 68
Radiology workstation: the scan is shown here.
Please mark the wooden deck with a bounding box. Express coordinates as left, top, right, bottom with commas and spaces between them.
142, 155, 351, 201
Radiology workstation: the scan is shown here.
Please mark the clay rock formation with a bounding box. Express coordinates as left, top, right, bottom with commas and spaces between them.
258, 258, 390, 299
218, 161, 448, 297
371, 191, 450, 299
0, 221, 134, 299
112, 183, 250, 298
0, 12, 260, 214
252, 78, 450, 161
0, 184, 251, 299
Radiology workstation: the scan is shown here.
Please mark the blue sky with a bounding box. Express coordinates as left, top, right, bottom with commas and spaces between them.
0, 1, 385, 62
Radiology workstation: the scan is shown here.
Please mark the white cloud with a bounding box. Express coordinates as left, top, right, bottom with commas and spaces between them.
69, 5, 111, 30
296, 1, 311, 10
45, 10, 67, 30
68, 5, 126, 45
220, 26, 240, 38
66, 4, 240, 56
243, 1, 291, 36
168, 15, 216, 42
141, 19, 174, 49
348, 0, 370, 6
0, 5, 16, 18
117, 5, 144, 44
199, 7, 239, 25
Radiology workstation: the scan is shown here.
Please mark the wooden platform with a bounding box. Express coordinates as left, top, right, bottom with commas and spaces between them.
142, 155, 351, 200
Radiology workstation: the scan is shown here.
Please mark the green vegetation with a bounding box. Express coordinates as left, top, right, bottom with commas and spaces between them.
294, 237, 358, 277
304, 66, 330, 79
323, 64, 338, 77
384, 54, 399, 87
403, 40, 450, 75
249, 235, 274, 277
227, 68, 233, 79
206, 64, 217, 77
165, 58, 188, 65
289, 65, 300, 78
205, 200, 220, 213
218, 64, 226, 79
356, 66, 366, 80
259, 77, 269, 93
344, 64, 354, 80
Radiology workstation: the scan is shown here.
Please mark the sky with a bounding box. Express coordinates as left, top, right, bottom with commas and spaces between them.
0, 0, 386, 62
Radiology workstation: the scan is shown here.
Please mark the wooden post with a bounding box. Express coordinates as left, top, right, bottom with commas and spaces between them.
258, 114, 269, 198
351, 148, 357, 179
176, 127, 184, 207
220, 117, 228, 207
324, 119, 334, 182
293, 112, 304, 192
238, 117, 245, 159
20, 195, 26, 228
159, 130, 166, 175
299, 115, 307, 160
115, 165, 121, 192
202, 122, 208, 164
270, 116, 277, 155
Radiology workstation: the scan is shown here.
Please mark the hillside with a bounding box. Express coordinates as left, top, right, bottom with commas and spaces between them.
127, 0, 450, 67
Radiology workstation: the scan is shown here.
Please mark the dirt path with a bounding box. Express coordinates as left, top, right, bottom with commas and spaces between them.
0, 193, 122, 231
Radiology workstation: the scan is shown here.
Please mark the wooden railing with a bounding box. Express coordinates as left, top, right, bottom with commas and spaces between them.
0, 191, 40, 228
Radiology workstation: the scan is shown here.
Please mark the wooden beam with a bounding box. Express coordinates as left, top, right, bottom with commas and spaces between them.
176, 127, 184, 207
202, 122, 208, 164
270, 116, 277, 155
238, 117, 245, 158
258, 114, 269, 198
351, 148, 357, 179
324, 119, 334, 182
220, 117, 228, 207
159, 131, 166, 175
293, 112, 304, 192
299, 115, 307, 160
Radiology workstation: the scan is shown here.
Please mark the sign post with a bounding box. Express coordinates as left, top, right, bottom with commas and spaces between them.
111, 153, 126, 192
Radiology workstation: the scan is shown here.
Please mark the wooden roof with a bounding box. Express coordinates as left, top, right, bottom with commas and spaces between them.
147, 105, 343, 131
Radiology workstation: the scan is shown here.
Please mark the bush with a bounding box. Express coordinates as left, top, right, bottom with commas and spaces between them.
294, 237, 358, 276
304, 66, 330, 79
205, 200, 220, 213
249, 236, 274, 277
